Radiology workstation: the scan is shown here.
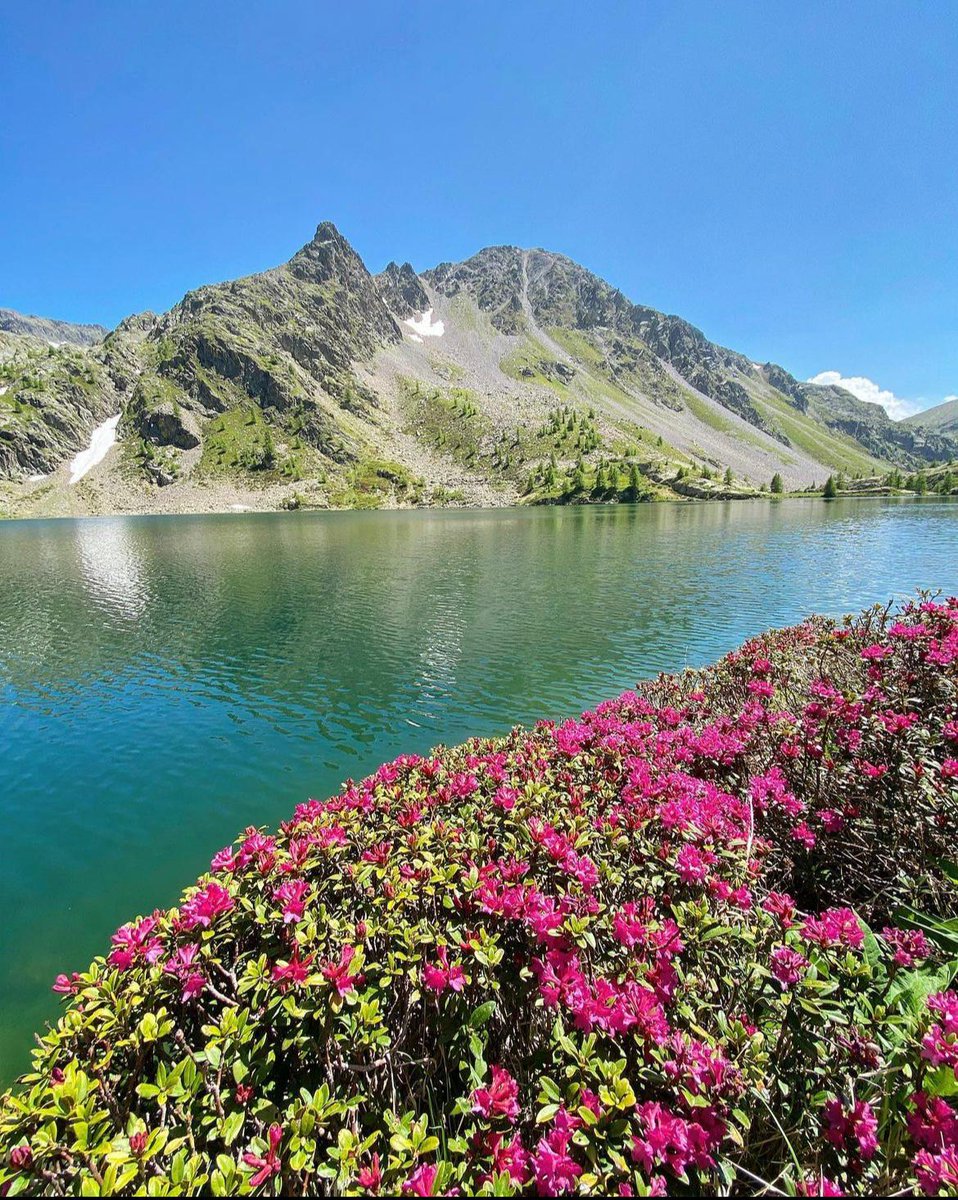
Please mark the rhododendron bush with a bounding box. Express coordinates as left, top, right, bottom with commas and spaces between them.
3, 597, 958, 1197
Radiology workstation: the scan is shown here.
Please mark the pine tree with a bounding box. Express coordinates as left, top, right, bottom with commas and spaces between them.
823, 475, 838, 499
770, 472, 784, 494
724, 466, 734, 486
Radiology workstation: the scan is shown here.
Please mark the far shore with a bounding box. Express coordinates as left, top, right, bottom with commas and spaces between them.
0, 483, 943, 525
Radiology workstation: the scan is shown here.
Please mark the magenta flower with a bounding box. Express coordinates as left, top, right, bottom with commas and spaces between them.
402, 1162, 439, 1195
52, 972, 81, 995
762, 892, 797, 927
321, 944, 361, 995
422, 945, 465, 994
108, 915, 164, 970
9, 1144, 32, 1171
471, 1065, 520, 1120
531, 1126, 582, 1194
243, 1123, 282, 1188
801, 907, 864, 950
915, 1147, 958, 1193
770, 945, 809, 988
180, 882, 234, 931
271, 946, 314, 991
356, 1153, 383, 1192
823, 1098, 878, 1160
273, 878, 310, 924
881, 925, 931, 968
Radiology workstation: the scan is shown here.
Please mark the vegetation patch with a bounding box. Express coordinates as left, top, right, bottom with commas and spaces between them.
499, 337, 574, 397
198, 407, 307, 482
328, 459, 425, 509
753, 391, 887, 479
4, 599, 956, 1195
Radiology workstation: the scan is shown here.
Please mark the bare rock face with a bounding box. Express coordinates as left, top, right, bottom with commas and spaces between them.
374, 262, 430, 320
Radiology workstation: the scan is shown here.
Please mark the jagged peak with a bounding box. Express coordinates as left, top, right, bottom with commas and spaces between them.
286, 220, 370, 285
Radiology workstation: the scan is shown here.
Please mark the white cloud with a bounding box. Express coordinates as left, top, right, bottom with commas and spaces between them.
808, 371, 922, 421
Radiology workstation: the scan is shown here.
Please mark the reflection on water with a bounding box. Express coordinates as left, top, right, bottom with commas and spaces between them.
0, 497, 957, 1080
75, 518, 150, 621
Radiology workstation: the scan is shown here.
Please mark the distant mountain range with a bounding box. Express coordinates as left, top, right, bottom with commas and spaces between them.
902, 395, 958, 437
0, 223, 954, 515
0, 307, 107, 347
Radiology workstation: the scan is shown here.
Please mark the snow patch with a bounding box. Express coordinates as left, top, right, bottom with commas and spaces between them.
404, 308, 445, 339
28, 473, 48, 483
408, 333, 424, 344
69, 413, 121, 484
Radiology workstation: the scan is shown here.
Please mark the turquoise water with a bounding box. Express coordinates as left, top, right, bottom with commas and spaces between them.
1, 497, 957, 1080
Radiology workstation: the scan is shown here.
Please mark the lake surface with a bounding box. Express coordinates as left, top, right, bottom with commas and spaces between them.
1, 497, 957, 1080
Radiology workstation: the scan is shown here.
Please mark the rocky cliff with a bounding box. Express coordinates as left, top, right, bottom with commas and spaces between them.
1, 224, 953, 518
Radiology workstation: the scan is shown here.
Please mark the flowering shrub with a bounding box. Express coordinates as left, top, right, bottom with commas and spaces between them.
2, 596, 958, 1196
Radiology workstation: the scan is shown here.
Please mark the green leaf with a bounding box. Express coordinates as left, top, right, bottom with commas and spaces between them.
468, 1001, 497, 1028
221, 1110, 245, 1146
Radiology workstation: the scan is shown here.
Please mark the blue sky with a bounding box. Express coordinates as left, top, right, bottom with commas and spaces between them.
2, 1, 955, 415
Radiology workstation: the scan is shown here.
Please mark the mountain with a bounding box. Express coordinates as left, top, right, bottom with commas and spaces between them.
0, 308, 107, 347
902, 396, 958, 437
1, 223, 955, 517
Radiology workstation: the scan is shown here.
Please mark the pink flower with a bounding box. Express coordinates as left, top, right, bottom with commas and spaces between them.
881, 926, 931, 968
531, 1128, 582, 1194
942, 759, 958, 779
356, 1153, 383, 1192
180, 882, 234, 931
797, 1173, 844, 1197
675, 843, 715, 885
908, 1091, 958, 1150
402, 1163, 440, 1196
482, 1133, 529, 1186
422, 946, 466, 995
472, 1066, 520, 1120
243, 1123, 283, 1188
273, 878, 310, 924
801, 907, 864, 950
164, 943, 204, 1002
914, 1147, 958, 1193
762, 892, 797, 928
790, 821, 816, 850
631, 1101, 724, 1177
52, 972, 81, 994
9, 1144, 32, 1171
321, 944, 361, 995
823, 1098, 878, 1160
108, 915, 165, 970
271, 946, 314, 990
210, 845, 237, 873
770, 945, 809, 988
126, 1130, 147, 1156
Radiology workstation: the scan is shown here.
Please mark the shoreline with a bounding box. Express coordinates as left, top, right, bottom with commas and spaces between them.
0, 488, 935, 526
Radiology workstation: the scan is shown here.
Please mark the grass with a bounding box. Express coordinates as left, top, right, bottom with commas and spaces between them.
328, 458, 425, 509
752, 389, 888, 477
198, 405, 307, 480
499, 336, 572, 397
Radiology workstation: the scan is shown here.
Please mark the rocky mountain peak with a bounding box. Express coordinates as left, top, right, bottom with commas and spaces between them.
374, 262, 430, 319
286, 221, 368, 286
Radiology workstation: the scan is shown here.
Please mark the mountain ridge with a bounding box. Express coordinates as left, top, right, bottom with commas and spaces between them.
1, 222, 954, 518
0, 308, 107, 347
